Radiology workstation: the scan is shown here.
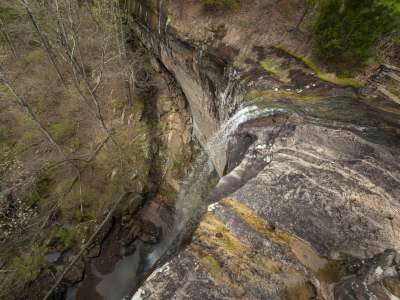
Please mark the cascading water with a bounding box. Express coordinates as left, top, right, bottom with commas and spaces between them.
206, 104, 288, 175
131, 103, 288, 299
140, 152, 215, 269
70, 102, 284, 300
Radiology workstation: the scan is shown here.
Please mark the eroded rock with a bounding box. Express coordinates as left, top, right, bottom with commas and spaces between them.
127, 2, 400, 299
334, 249, 400, 300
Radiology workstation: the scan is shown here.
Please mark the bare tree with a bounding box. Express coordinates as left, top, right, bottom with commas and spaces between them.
0, 66, 63, 154
0, 19, 18, 59
19, 0, 66, 85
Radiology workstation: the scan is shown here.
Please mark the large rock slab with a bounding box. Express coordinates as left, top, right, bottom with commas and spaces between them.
133, 119, 400, 299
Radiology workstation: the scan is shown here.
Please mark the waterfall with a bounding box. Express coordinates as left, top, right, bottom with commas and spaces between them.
132, 103, 288, 299
206, 104, 288, 175
141, 106, 271, 271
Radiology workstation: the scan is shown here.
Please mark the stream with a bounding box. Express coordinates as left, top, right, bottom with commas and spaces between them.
68, 92, 400, 300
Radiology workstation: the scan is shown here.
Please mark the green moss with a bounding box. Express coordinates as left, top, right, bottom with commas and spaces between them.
24, 191, 42, 208
166, 15, 173, 27
0, 127, 9, 143
126, 121, 150, 161
54, 176, 74, 197
260, 58, 290, 81
275, 47, 361, 88
201, 0, 238, 9
206, 175, 220, 194
21, 129, 40, 143
301, 56, 361, 87
0, 84, 9, 95
221, 198, 343, 283
37, 174, 51, 195
170, 159, 184, 177
26, 48, 45, 62
197, 213, 248, 254
49, 120, 76, 143
193, 212, 295, 296
94, 151, 110, 169
191, 245, 238, 290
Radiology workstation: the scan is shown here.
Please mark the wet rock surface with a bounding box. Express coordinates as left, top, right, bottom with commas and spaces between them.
133, 117, 400, 299
127, 1, 400, 299
62, 42, 195, 300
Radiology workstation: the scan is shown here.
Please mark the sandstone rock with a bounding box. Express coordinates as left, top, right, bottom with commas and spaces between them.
132, 118, 400, 299
334, 249, 400, 300
128, 2, 400, 299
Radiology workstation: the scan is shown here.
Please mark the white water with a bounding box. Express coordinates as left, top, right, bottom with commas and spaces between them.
206, 105, 287, 173
137, 105, 269, 275
143, 152, 214, 269
131, 104, 285, 299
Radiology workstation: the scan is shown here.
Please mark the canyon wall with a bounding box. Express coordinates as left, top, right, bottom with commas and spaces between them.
128, 1, 400, 299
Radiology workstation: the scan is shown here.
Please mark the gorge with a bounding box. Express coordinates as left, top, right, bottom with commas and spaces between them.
0, 1, 400, 299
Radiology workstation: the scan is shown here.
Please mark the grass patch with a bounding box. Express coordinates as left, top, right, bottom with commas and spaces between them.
275, 46, 361, 88
49, 120, 76, 143
201, 0, 238, 9
260, 58, 290, 81
26, 48, 45, 62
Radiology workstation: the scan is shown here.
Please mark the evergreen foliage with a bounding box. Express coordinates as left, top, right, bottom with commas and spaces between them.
314, 0, 400, 74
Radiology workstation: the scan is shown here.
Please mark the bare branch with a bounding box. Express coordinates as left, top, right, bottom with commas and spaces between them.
0, 66, 63, 155
19, 0, 66, 86
0, 19, 18, 59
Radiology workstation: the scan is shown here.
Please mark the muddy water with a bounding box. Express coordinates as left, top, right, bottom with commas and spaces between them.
92, 243, 142, 300
73, 224, 145, 300
68, 153, 217, 300
69, 94, 400, 300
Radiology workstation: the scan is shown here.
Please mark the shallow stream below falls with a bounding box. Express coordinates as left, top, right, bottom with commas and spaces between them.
67, 94, 400, 300
68, 152, 216, 300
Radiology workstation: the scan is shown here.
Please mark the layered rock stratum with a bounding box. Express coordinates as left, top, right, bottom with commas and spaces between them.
127, 1, 400, 299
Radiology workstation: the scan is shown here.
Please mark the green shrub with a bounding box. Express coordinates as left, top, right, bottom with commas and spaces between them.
201, 0, 238, 9
49, 120, 76, 143
50, 225, 82, 250
26, 48, 45, 62
7, 245, 45, 286
314, 0, 400, 74
0, 6, 16, 21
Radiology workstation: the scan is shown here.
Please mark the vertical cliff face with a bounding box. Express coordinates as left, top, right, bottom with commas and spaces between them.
128, 0, 244, 175
127, 1, 400, 300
